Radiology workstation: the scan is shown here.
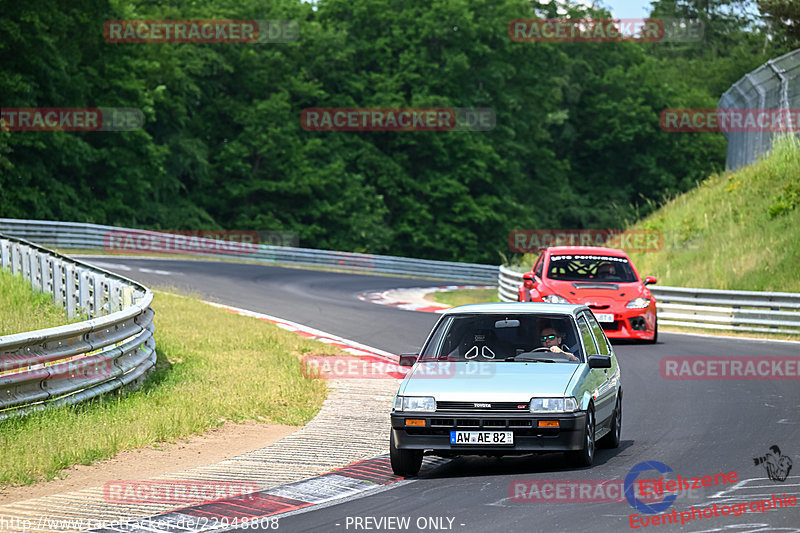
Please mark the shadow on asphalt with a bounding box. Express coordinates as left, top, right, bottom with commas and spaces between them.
417, 439, 634, 479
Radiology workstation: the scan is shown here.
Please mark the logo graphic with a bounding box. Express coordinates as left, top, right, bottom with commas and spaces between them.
624, 461, 677, 514
754, 445, 793, 482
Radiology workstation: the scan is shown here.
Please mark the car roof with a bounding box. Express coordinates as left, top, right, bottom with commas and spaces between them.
441, 302, 589, 316
544, 246, 630, 257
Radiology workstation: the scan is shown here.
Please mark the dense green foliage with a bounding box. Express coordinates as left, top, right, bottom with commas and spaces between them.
0, 0, 790, 263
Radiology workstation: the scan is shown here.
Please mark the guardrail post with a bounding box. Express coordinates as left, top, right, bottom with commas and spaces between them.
11, 243, 20, 275
52, 258, 65, 309
0, 239, 9, 269
64, 263, 77, 318
79, 269, 92, 317
21, 245, 32, 281
29, 250, 42, 293
40, 254, 51, 294
93, 274, 107, 316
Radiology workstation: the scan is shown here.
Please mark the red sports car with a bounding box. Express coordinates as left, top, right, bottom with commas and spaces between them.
518, 246, 658, 342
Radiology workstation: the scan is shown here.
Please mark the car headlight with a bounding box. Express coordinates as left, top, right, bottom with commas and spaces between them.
393, 396, 403, 411
542, 294, 571, 304
626, 297, 651, 309
529, 397, 578, 413
395, 396, 436, 412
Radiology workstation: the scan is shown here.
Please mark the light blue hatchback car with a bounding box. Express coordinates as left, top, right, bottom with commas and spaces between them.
390, 303, 622, 476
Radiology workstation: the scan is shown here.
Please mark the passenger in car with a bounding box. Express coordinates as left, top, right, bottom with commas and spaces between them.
540, 327, 579, 361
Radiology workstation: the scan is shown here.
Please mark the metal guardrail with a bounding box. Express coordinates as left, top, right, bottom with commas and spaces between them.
0, 234, 156, 420
498, 265, 800, 335
0, 219, 499, 284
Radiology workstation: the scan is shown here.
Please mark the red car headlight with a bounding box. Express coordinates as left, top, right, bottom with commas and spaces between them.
542, 294, 571, 304
626, 297, 651, 309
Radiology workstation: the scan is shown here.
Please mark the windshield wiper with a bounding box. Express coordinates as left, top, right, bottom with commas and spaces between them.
505, 356, 557, 363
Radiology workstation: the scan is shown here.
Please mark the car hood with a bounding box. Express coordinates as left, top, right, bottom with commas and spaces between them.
399, 362, 581, 402
544, 279, 648, 305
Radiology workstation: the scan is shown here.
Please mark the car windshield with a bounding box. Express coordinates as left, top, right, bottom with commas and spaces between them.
547, 254, 638, 283
419, 314, 583, 363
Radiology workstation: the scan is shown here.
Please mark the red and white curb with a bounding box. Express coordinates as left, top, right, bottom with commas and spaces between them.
205, 302, 397, 363
89, 455, 450, 532
357, 285, 495, 313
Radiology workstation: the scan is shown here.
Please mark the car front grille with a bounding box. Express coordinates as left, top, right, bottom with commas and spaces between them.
437, 401, 529, 412
429, 418, 534, 428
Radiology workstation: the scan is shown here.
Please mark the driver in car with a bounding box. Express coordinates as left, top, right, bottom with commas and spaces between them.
540, 327, 579, 361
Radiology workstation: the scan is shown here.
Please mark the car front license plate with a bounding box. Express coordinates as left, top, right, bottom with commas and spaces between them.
595, 313, 614, 323
450, 431, 513, 445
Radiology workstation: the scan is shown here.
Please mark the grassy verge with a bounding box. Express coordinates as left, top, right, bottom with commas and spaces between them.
428, 288, 501, 307
0, 269, 82, 335
0, 289, 341, 487
627, 136, 800, 291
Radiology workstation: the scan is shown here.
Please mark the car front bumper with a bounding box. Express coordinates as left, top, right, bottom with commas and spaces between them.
390, 411, 587, 453
597, 306, 656, 340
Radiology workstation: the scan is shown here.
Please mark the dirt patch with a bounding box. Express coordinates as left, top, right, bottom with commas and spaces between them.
0, 421, 298, 505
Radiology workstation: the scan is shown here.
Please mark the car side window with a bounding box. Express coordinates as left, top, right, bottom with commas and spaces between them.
577, 316, 598, 355
534, 255, 544, 278
585, 313, 611, 356
420, 316, 451, 359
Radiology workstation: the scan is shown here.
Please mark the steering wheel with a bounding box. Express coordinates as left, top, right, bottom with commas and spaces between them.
531, 347, 552, 352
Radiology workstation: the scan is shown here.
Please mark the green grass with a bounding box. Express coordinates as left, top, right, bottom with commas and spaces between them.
0, 290, 340, 487
0, 269, 81, 335
626, 135, 800, 291
428, 288, 501, 307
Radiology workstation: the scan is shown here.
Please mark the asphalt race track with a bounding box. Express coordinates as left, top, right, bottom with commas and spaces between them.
84, 257, 800, 533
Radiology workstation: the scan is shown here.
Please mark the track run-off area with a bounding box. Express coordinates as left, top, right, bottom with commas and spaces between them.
63, 258, 800, 532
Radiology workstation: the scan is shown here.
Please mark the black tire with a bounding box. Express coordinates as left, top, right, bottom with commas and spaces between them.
598, 395, 621, 449
390, 431, 423, 477
567, 407, 595, 467
646, 320, 658, 344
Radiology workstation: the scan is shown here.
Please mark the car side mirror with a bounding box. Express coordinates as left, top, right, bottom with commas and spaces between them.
398, 353, 419, 367
587, 355, 611, 369
644, 276, 657, 285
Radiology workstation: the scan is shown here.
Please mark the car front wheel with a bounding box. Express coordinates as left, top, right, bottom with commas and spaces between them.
390, 431, 423, 477
567, 407, 595, 467
646, 319, 658, 344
